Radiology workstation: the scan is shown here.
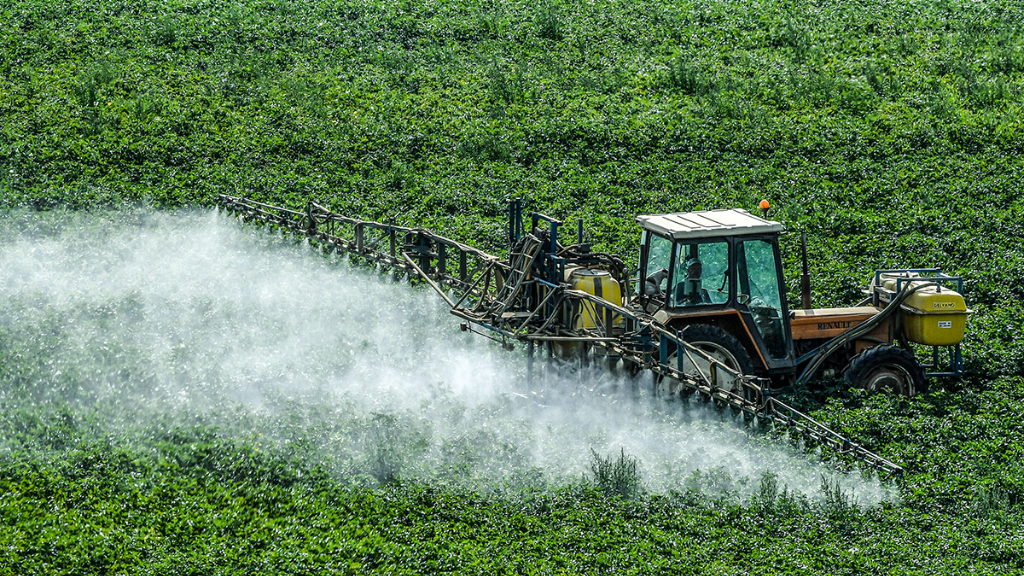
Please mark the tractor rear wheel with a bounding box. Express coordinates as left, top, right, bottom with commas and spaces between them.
844, 345, 927, 396
657, 324, 755, 399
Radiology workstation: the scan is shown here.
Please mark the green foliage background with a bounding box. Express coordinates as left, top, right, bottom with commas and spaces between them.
3, 0, 1024, 573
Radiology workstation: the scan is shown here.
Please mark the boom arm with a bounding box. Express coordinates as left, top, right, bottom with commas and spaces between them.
217, 195, 904, 476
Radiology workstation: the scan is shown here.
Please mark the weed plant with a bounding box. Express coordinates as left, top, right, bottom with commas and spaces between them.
588, 448, 642, 499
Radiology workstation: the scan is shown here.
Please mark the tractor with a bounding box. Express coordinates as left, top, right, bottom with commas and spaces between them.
632, 205, 969, 397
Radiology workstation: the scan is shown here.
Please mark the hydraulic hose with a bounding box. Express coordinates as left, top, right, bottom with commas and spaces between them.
556, 244, 630, 289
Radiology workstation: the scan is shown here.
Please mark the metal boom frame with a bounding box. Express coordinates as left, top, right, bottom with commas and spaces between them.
216, 194, 903, 476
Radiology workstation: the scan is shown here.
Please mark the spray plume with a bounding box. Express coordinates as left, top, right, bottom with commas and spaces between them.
0, 207, 896, 504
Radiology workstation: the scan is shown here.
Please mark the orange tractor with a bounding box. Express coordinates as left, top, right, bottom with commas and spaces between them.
633, 205, 968, 398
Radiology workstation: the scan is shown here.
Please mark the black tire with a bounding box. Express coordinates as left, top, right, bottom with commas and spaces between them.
844, 345, 927, 396
658, 324, 756, 398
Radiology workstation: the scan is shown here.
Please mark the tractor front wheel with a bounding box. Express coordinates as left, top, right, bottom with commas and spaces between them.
844, 345, 927, 396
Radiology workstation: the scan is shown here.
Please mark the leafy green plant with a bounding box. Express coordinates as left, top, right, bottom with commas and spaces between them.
535, 1, 563, 41
974, 484, 1014, 520
664, 58, 715, 96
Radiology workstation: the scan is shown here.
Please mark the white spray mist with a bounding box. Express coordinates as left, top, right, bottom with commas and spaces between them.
0, 207, 897, 504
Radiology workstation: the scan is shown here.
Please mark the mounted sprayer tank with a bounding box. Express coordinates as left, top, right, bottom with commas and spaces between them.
872, 271, 970, 346
566, 267, 623, 329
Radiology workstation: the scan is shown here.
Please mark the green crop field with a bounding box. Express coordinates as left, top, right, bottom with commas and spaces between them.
3, 0, 1024, 573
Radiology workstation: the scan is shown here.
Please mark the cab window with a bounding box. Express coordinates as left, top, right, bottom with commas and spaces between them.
643, 233, 673, 297
737, 239, 787, 358
669, 240, 729, 307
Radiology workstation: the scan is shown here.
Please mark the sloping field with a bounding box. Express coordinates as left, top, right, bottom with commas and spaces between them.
2, 0, 1024, 573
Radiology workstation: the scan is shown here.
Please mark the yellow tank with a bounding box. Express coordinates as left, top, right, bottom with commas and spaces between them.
568, 268, 623, 329
889, 280, 970, 346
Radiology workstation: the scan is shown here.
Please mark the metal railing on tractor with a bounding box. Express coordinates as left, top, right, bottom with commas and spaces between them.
217, 194, 903, 476
872, 269, 966, 378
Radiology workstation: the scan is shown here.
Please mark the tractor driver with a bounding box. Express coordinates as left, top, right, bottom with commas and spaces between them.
644, 267, 669, 297
676, 257, 711, 305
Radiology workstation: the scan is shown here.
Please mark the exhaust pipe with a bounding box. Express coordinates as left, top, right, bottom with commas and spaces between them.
801, 231, 812, 309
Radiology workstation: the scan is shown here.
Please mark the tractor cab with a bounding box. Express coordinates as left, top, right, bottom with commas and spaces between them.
636, 209, 795, 375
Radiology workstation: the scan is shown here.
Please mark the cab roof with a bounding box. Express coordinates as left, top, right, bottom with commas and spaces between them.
636, 209, 785, 240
